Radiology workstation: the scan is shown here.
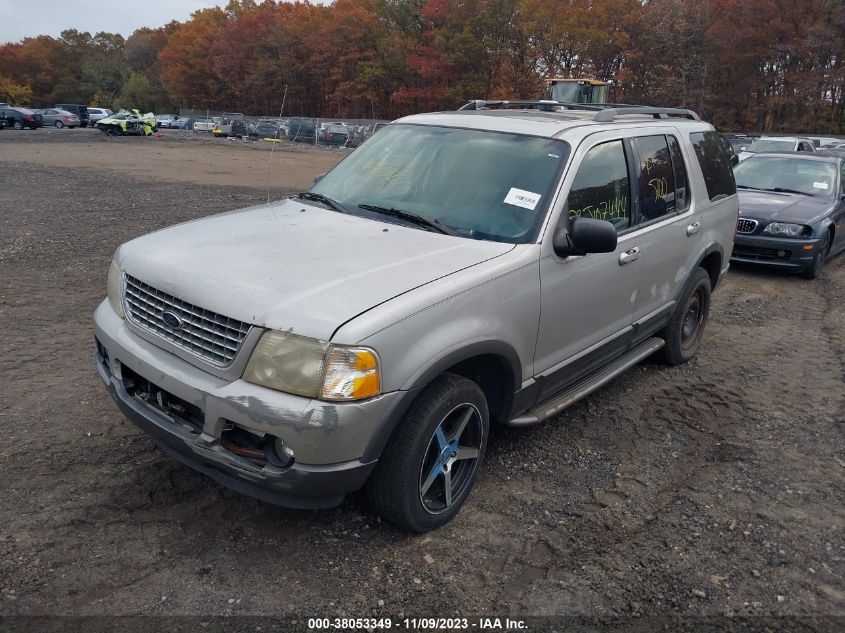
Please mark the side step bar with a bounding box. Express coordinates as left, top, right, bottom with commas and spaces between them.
506, 337, 665, 427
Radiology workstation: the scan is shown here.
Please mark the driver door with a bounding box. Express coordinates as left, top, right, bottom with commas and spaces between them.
534, 134, 641, 398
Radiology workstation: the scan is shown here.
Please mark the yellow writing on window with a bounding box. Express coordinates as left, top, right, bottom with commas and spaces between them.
569, 196, 628, 221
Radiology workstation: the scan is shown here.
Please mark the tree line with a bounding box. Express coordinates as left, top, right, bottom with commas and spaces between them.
1, 0, 843, 132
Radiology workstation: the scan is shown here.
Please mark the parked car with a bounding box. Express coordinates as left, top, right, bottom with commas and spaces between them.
33, 108, 80, 128
55, 104, 90, 127
213, 112, 245, 137
87, 107, 112, 124
94, 102, 737, 531
94, 109, 156, 136
155, 114, 176, 128
322, 124, 350, 147
731, 152, 845, 279
0, 106, 43, 129
287, 117, 316, 143
808, 136, 840, 148
725, 134, 758, 153
171, 116, 195, 130
192, 116, 219, 132
738, 136, 815, 161
250, 120, 282, 139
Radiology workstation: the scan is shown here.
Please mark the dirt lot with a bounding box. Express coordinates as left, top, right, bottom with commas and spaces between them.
0, 129, 843, 627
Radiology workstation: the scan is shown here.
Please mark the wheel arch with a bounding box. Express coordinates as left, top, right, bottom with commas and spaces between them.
362, 341, 521, 462
696, 244, 724, 291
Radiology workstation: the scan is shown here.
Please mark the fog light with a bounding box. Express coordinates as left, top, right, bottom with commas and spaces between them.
273, 438, 295, 468
777, 250, 787, 258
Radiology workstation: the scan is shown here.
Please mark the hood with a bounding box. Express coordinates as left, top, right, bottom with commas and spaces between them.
117, 199, 514, 340
738, 189, 834, 223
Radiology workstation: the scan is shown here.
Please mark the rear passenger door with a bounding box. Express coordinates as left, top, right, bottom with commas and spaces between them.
627, 132, 702, 325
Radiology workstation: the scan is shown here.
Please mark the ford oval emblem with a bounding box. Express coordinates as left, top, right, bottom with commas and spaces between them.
161, 311, 183, 329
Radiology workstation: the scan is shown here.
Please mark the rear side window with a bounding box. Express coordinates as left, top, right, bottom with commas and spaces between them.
631, 135, 677, 222
567, 140, 631, 232
690, 131, 737, 201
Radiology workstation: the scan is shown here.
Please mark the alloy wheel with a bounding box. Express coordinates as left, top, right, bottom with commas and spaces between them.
418, 403, 483, 514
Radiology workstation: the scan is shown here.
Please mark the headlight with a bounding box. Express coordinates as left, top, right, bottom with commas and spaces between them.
763, 222, 808, 237
107, 260, 124, 318
243, 331, 381, 402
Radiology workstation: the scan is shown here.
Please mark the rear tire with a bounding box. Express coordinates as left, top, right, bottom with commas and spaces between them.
367, 373, 489, 532
801, 231, 830, 280
657, 267, 711, 366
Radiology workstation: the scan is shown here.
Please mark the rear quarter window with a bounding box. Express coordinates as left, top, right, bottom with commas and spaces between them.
690, 131, 737, 201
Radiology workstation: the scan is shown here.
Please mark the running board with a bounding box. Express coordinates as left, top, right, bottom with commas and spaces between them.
506, 337, 665, 427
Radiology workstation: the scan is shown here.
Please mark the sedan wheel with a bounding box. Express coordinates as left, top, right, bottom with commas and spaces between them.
13, 120, 23, 130
802, 231, 830, 280
55, 120, 64, 128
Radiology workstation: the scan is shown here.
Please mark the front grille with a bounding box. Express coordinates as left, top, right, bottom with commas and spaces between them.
736, 218, 758, 234
123, 275, 251, 367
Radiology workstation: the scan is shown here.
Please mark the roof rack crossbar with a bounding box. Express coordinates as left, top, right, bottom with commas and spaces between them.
457, 100, 603, 112
592, 107, 700, 122
457, 100, 701, 122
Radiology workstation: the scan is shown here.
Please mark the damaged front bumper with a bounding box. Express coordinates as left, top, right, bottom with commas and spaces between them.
92, 301, 402, 508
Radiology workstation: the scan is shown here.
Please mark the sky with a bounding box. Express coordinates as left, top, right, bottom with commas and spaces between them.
0, 0, 329, 44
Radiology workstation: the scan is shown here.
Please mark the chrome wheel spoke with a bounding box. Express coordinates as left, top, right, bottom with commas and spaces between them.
421, 462, 442, 496
449, 407, 474, 442
443, 469, 453, 506
435, 426, 448, 451
454, 446, 479, 461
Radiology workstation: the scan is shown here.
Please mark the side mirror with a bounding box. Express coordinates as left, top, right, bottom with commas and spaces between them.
314, 173, 326, 184
553, 217, 618, 258
730, 154, 739, 167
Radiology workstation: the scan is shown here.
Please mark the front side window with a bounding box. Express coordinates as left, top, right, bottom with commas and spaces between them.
566, 140, 631, 232
690, 131, 737, 201
312, 125, 570, 243
734, 156, 836, 197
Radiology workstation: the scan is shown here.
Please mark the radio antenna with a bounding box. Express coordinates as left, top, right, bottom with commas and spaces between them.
267, 84, 288, 204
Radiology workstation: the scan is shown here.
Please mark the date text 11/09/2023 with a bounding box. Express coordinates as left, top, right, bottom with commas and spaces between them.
307, 617, 528, 630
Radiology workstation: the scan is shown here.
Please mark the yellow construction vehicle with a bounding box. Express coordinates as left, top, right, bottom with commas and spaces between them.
545, 78, 610, 104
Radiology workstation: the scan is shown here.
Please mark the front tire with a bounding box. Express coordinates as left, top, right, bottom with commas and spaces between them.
801, 231, 830, 280
54, 120, 64, 128
657, 267, 712, 366
13, 120, 23, 130
367, 373, 489, 532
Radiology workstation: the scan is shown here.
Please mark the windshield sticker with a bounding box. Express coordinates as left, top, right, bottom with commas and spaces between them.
813, 181, 829, 190
504, 187, 542, 210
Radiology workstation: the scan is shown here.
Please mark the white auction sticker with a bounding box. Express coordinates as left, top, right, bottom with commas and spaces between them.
813, 181, 829, 190
504, 187, 542, 210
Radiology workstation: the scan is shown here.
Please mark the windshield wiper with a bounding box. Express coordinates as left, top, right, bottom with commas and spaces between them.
358, 204, 458, 236
765, 187, 809, 196
296, 191, 353, 214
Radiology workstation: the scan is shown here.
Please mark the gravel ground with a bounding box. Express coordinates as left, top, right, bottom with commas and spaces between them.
0, 132, 843, 629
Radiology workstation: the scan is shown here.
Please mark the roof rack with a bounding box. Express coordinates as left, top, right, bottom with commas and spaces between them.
458, 99, 602, 112
592, 106, 700, 122
457, 100, 701, 122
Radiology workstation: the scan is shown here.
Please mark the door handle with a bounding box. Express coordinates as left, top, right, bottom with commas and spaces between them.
619, 247, 640, 265
687, 221, 702, 236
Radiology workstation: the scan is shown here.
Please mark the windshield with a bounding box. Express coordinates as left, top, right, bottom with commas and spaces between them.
734, 156, 836, 197
745, 139, 794, 153
548, 82, 589, 103
310, 124, 570, 243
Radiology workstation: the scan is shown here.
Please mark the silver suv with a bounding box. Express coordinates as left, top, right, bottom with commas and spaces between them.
94, 102, 738, 532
